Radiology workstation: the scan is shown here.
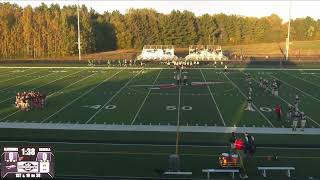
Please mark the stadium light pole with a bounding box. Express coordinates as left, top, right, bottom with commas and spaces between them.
286, 0, 292, 61
77, 0, 81, 61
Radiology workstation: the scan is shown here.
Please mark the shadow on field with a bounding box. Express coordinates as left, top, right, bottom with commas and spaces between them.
244, 58, 299, 68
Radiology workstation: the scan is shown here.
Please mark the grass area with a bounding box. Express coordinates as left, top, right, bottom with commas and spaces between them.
0, 67, 320, 128
0, 66, 320, 179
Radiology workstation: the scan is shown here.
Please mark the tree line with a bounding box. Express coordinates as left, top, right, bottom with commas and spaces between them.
1, 2, 320, 58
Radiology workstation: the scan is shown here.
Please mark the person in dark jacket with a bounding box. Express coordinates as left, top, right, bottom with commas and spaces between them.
229, 132, 236, 150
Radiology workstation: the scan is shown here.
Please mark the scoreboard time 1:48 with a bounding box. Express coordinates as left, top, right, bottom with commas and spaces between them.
1, 146, 54, 178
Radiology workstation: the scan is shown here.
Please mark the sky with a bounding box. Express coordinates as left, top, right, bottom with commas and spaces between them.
4, 0, 320, 22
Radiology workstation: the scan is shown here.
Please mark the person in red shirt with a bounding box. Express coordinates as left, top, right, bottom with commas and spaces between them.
275, 104, 282, 121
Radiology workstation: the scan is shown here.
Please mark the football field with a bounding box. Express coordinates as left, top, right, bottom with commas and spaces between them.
0, 67, 320, 128
0, 66, 320, 179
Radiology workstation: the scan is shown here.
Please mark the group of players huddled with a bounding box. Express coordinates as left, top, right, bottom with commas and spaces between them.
243, 73, 306, 131
15, 92, 47, 111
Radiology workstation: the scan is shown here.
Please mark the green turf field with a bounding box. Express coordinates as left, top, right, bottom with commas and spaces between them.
0, 66, 320, 179
0, 67, 320, 128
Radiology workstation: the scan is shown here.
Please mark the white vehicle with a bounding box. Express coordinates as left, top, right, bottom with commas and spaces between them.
185, 45, 228, 61
136, 45, 178, 61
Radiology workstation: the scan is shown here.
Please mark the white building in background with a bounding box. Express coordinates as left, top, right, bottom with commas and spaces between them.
136, 45, 178, 61
185, 45, 228, 61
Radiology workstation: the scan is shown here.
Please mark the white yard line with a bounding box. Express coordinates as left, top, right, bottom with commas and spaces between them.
248, 72, 320, 127
311, 74, 320, 79
0, 70, 86, 121
270, 74, 320, 103
85, 70, 142, 124
177, 85, 181, 126
41, 69, 123, 123
1, 122, 320, 134
223, 73, 275, 127
200, 69, 226, 126
0, 69, 84, 104
0, 70, 50, 92
283, 71, 320, 89
175, 78, 182, 154
131, 69, 162, 125
0, 69, 25, 76
0, 68, 36, 83
0, 69, 12, 76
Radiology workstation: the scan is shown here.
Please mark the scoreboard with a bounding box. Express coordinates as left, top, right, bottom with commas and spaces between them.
1, 146, 54, 178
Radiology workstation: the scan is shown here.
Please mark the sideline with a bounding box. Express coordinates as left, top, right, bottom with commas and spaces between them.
0, 122, 319, 134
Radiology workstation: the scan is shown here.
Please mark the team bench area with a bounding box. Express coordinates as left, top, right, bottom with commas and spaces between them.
202, 169, 240, 179
257, 166, 295, 178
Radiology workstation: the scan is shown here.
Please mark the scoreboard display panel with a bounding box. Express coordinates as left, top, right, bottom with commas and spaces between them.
1, 146, 54, 178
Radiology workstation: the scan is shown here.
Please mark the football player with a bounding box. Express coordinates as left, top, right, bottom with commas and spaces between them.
259, 77, 263, 88
274, 84, 279, 96
265, 80, 269, 92
176, 74, 180, 85
300, 112, 306, 131
286, 105, 293, 122
248, 87, 253, 97
183, 75, 188, 85
294, 95, 300, 109
245, 96, 254, 111
292, 110, 300, 131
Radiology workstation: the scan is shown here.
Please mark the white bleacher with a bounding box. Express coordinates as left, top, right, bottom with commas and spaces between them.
136, 45, 178, 61
185, 45, 228, 61
258, 166, 295, 178
202, 169, 239, 179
